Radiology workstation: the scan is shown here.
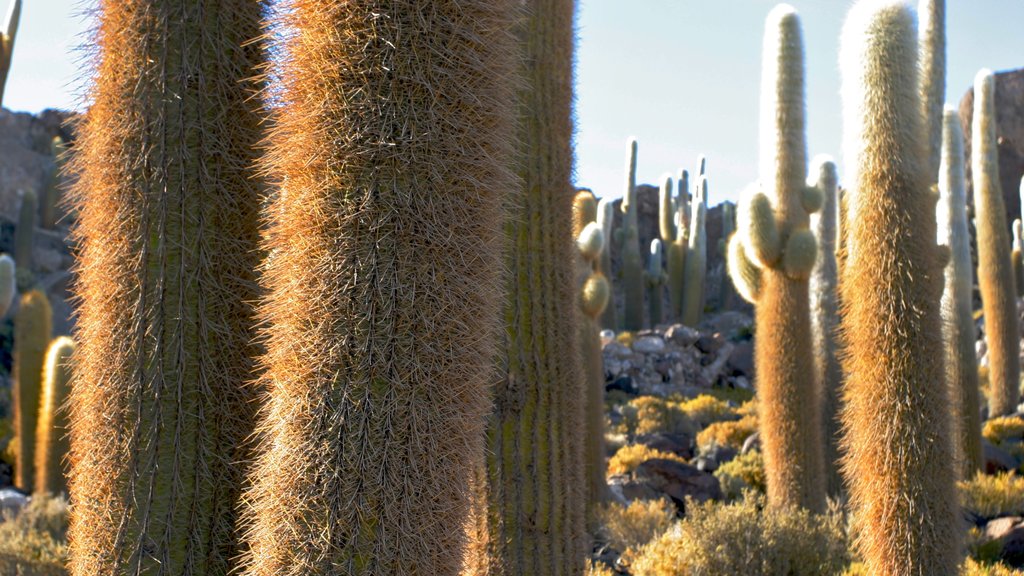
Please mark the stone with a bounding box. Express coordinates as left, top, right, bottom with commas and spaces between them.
985, 516, 1024, 567
606, 375, 638, 396
635, 432, 694, 459
633, 458, 722, 505
727, 340, 755, 377
0, 487, 28, 517
664, 324, 700, 347
633, 335, 666, 354
985, 440, 1020, 474
694, 334, 723, 355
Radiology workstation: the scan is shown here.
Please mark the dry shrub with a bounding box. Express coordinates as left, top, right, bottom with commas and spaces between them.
595, 498, 676, 552
630, 493, 849, 576
696, 414, 758, 450
983, 417, 1024, 445
623, 397, 696, 437
959, 472, 1024, 519
0, 494, 67, 575
963, 558, 1024, 575
676, 395, 736, 428
587, 560, 616, 576
715, 449, 766, 500
608, 444, 687, 476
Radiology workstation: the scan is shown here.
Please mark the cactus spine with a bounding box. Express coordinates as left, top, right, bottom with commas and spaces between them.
34, 336, 73, 495
41, 137, 65, 230
12, 289, 51, 491
597, 197, 617, 330
918, 0, 945, 182
0, 0, 18, 108
938, 107, 983, 478
973, 69, 1021, 418
681, 177, 707, 327
660, 173, 686, 320
66, 0, 266, 571
731, 5, 825, 512
839, 2, 960, 573
808, 155, 843, 497
647, 239, 664, 327
621, 138, 645, 331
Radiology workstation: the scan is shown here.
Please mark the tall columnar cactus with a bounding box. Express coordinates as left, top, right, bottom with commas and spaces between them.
681, 176, 707, 327
0, 253, 15, 318
12, 289, 51, 491
597, 197, 617, 330
621, 138, 645, 331
938, 107, 983, 478
808, 155, 843, 497
839, 2, 960, 573
65, 0, 267, 572
0, 0, 19, 108
730, 5, 824, 512
973, 69, 1021, 418
40, 137, 66, 230
14, 188, 34, 280
918, 0, 944, 182
34, 336, 74, 495
659, 174, 686, 320
647, 239, 664, 327
236, 1, 517, 574
1013, 219, 1024, 297
718, 201, 736, 308
678, 168, 691, 242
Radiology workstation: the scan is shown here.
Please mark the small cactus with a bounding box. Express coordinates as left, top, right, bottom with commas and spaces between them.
34, 336, 74, 495
12, 289, 51, 491
646, 239, 664, 327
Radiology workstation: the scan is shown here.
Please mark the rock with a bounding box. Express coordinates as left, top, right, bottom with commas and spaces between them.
635, 432, 694, 459
0, 487, 28, 517
633, 458, 722, 505
608, 475, 660, 504
633, 335, 666, 355
985, 516, 1024, 567
727, 340, 755, 377
694, 443, 739, 473
606, 375, 638, 396
664, 324, 700, 347
603, 341, 632, 359
985, 440, 1020, 474
741, 431, 761, 454
694, 334, 723, 355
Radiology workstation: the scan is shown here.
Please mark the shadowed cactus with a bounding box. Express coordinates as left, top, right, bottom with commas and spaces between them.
0, 253, 15, 318
718, 201, 736, 308
621, 138, 645, 331
0, 0, 18, 108
65, 0, 267, 571
14, 188, 35, 287
597, 197, 618, 330
40, 137, 66, 230
1014, 219, 1024, 297
12, 289, 51, 492
918, 0, 945, 182
236, 1, 518, 575
808, 155, 843, 497
681, 176, 707, 327
647, 239, 664, 327
730, 4, 825, 512
938, 106, 983, 478
659, 173, 687, 320
839, 2, 960, 573
34, 336, 74, 495
973, 69, 1020, 418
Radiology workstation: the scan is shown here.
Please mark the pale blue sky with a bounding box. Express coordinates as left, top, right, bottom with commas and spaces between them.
7, 1, 1024, 206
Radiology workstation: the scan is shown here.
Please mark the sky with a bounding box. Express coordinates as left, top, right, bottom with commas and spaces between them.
5, 0, 1024, 208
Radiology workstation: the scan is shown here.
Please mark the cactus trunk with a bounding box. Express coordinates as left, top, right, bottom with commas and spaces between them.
839, 3, 961, 573
65, 0, 266, 571
12, 289, 51, 491
34, 336, 74, 495
681, 178, 707, 328
621, 138, 645, 331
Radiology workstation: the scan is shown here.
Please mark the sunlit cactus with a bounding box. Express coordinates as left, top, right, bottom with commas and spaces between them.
34, 336, 74, 495
839, 2, 960, 573
659, 173, 686, 320
12, 289, 51, 491
681, 176, 707, 327
918, 0, 945, 182
937, 106, 983, 478
973, 69, 1020, 418
66, 0, 267, 571
647, 238, 664, 326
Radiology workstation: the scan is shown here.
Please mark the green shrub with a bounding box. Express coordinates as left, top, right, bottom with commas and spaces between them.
715, 450, 766, 501
0, 494, 67, 575
959, 472, 1024, 519
595, 498, 676, 553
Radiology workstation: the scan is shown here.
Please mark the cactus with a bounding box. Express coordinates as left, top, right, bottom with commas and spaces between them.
0, 0, 19, 108
621, 138, 645, 331
34, 336, 73, 495
596, 197, 618, 330
730, 5, 825, 512
839, 2, 960, 573
13, 188, 34, 286
647, 239, 665, 327
918, 0, 945, 182
681, 177, 707, 327
12, 289, 51, 492
973, 69, 1021, 418
719, 201, 736, 308
65, 0, 267, 572
937, 107, 983, 478
1013, 220, 1024, 297
808, 155, 843, 497
660, 173, 687, 321
0, 253, 15, 318
40, 137, 66, 230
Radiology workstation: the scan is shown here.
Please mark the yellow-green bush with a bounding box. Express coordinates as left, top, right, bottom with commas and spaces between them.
595, 498, 676, 553
715, 450, 766, 500
608, 444, 687, 476
622, 396, 696, 437
983, 416, 1024, 445
630, 494, 849, 576
959, 472, 1024, 518
677, 395, 737, 428
0, 494, 67, 575
587, 560, 616, 576
963, 558, 1024, 576
696, 414, 758, 450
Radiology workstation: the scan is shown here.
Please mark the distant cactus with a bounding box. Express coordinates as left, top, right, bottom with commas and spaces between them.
34, 336, 73, 495
731, 5, 824, 512
14, 188, 34, 286
839, 2, 960, 573
647, 239, 664, 327
681, 177, 707, 327
597, 197, 618, 330
973, 69, 1020, 418
938, 107, 983, 478
40, 137, 66, 230
12, 289, 51, 492
65, 0, 267, 571
0, 0, 19, 108
621, 138, 645, 331
1013, 219, 1024, 297
918, 0, 945, 182
808, 155, 843, 497
659, 174, 687, 320
727, 231, 761, 304
0, 253, 15, 318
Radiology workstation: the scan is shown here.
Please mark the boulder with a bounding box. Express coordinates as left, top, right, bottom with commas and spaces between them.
633, 458, 722, 507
